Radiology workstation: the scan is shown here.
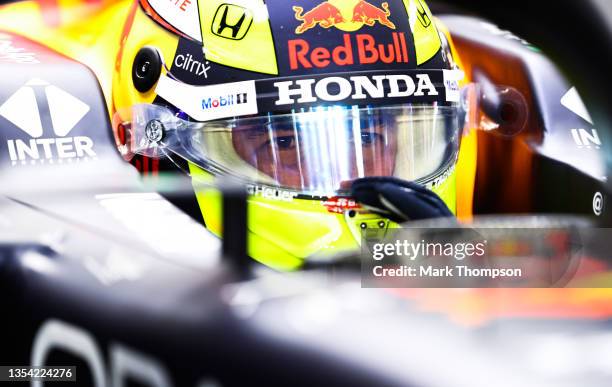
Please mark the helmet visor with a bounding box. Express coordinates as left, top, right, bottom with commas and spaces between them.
186, 104, 459, 195
118, 103, 460, 196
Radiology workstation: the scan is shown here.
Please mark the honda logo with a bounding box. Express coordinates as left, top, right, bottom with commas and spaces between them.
274, 73, 439, 106
415, 0, 431, 28
0, 78, 95, 166
211, 4, 253, 41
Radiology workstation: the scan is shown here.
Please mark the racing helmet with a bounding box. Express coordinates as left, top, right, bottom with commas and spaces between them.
112, 0, 476, 270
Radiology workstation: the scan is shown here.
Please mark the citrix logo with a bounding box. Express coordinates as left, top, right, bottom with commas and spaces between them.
173, 52, 211, 78
0, 79, 95, 166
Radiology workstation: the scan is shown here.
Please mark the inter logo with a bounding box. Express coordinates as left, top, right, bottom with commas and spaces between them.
0, 79, 94, 166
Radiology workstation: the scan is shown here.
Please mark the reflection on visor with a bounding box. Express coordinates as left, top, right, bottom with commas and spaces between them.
116, 104, 460, 196
221, 107, 398, 191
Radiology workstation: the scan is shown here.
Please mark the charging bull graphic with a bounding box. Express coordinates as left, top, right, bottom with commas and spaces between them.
352, 1, 395, 29
293, 1, 395, 34
293, 3, 345, 34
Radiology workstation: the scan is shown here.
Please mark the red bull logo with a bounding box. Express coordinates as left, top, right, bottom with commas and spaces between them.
293, 0, 396, 34
288, 32, 409, 70
351, 1, 395, 29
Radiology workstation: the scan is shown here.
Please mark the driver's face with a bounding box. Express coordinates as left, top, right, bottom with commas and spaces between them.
231, 120, 398, 189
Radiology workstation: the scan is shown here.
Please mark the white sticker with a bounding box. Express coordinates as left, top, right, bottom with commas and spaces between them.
443, 69, 463, 103
0, 79, 94, 166
155, 75, 258, 121
593, 191, 604, 216
0, 38, 39, 64
145, 0, 202, 42
561, 87, 594, 125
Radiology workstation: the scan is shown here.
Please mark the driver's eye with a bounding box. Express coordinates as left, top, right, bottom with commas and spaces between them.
274, 136, 295, 150
360, 132, 383, 146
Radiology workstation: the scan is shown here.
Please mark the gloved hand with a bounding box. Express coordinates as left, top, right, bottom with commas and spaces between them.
351, 177, 454, 223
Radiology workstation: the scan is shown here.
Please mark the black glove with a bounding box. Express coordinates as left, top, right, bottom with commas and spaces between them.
351, 177, 454, 223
